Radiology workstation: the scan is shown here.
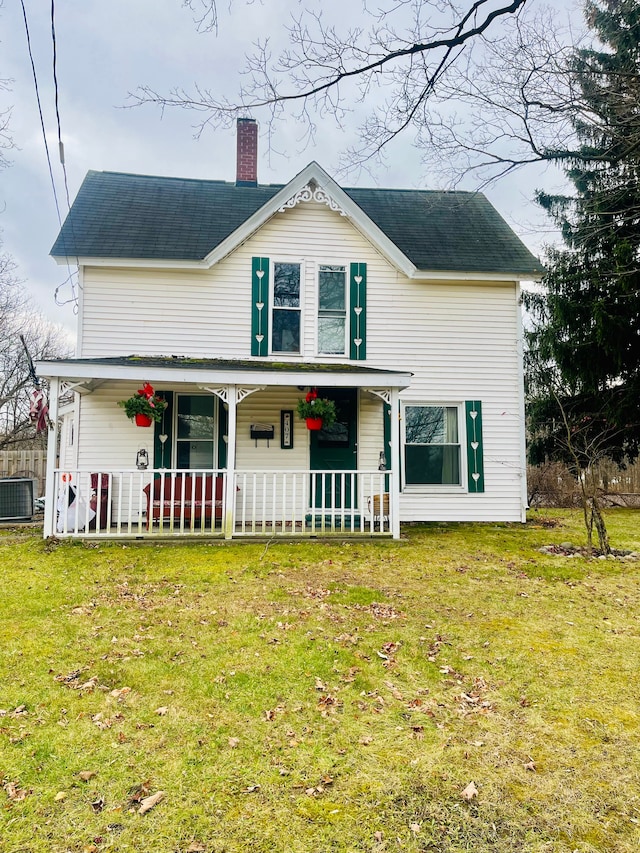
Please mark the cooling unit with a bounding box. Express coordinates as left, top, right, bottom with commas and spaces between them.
0, 478, 36, 522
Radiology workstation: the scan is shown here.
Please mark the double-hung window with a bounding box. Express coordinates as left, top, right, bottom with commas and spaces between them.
404, 404, 462, 486
318, 265, 347, 355
271, 262, 301, 353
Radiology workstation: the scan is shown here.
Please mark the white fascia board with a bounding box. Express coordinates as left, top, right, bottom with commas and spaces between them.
36, 359, 412, 390
53, 256, 208, 270
410, 270, 543, 283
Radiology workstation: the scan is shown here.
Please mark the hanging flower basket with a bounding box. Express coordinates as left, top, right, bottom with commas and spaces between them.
118, 383, 167, 426
297, 389, 337, 430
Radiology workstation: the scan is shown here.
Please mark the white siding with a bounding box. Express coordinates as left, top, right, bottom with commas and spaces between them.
76, 199, 526, 522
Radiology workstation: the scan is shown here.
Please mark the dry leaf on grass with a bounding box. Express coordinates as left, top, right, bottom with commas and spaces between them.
228, 737, 240, 748
460, 781, 478, 801
155, 706, 169, 716
138, 790, 165, 814
3, 781, 30, 801
186, 844, 206, 852
54, 791, 67, 801
126, 779, 152, 806
110, 687, 131, 700
79, 770, 96, 781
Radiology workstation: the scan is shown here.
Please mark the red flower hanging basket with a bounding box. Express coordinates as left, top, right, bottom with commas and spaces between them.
135, 413, 153, 427
306, 417, 323, 431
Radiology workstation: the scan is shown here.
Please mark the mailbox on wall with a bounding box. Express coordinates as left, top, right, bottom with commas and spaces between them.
250, 423, 275, 446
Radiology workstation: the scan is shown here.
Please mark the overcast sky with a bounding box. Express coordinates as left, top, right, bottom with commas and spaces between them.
2, 0, 580, 340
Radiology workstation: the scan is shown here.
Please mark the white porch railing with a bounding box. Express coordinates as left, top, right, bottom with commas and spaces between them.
49, 468, 394, 538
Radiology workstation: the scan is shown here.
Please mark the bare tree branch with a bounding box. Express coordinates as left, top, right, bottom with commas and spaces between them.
130, 0, 530, 173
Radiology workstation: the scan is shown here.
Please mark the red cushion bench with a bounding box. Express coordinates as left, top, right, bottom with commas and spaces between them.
143, 474, 225, 528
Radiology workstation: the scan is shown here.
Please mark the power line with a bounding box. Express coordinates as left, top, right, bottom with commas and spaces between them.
19, 0, 63, 228
19, 0, 79, 309
50, 0, 72, 211
49, 0, 78, 307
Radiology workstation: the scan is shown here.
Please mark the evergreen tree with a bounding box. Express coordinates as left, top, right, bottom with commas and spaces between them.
528, 0, 640, 464
525, 0, 640, 552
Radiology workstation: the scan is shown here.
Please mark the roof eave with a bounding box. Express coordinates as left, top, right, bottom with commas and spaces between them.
36, 358, 413, 392
410, 268, 543, 282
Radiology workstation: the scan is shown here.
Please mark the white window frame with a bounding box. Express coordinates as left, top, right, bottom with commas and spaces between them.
269, 259, 304, 355
401, 401, 467, 493
316, 262, 348, 357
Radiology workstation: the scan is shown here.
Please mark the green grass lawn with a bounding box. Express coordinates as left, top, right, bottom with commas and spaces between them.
1, 510, 640, 852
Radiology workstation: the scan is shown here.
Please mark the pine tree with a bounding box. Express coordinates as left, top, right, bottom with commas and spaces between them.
532, 0, 640, 417
527, 0, 640, 551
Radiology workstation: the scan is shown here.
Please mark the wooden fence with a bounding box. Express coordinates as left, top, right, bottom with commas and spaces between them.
0, 449, 47, 495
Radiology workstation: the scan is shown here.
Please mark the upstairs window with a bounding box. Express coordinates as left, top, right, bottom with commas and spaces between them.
318, 265, 347, 355
272, 262, 301, 353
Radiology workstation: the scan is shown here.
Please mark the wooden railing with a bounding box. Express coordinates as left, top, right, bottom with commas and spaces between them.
49, 468, 393, 538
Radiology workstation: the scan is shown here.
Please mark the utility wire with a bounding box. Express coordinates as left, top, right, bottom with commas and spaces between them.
19, 0, 63, 228
49, 0, 78, 308
20, 0, 79, 309
50, 0, 72, 210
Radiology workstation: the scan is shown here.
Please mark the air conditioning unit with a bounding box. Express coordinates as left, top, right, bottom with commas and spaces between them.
0, 478, 36, 522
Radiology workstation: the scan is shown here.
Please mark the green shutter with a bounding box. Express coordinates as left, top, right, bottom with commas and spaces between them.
349, 262, 367, 360
153, 391, 173, 469
465, 400, 484, 493
217, 400, 228, 469
251, 257, 270, 356
383, 401, 391, 490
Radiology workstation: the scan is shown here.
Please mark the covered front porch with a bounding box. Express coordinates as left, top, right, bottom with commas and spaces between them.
37, 357, 411, 540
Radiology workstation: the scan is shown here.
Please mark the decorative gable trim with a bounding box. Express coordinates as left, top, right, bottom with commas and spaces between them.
202, 162, 417, 276
278, 181, 347, 216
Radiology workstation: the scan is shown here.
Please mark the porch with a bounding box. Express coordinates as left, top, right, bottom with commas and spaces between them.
50, 467, 395, 538
37, 356, 412, 541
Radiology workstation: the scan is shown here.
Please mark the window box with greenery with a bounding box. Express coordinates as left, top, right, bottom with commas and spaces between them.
118, 383, 167, 427
297, 389, 337, 430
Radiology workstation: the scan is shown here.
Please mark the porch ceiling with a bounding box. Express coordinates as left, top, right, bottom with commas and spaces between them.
36, 355, 412, 393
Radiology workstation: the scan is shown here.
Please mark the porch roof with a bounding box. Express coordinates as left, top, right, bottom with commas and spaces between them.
36, 355, 412, 394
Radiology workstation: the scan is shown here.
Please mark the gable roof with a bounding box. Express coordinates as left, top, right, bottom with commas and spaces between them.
51, 163, 541, 277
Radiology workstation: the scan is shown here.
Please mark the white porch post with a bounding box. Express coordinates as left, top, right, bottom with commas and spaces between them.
390, 387, 401, 540
224, 384, 237, 539
43, 377, 60, 538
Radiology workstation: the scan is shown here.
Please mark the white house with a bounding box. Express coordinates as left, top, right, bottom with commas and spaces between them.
37, 119, 541, 540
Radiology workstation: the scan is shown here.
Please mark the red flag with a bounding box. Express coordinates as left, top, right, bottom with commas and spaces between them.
29, 388, 49, 434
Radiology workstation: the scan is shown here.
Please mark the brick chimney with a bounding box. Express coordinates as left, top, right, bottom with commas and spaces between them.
236, 118, 258, 186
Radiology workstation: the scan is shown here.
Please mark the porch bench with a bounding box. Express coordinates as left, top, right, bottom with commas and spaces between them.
143, 474, 225, 528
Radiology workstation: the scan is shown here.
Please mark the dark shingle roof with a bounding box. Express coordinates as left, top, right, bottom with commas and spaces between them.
51, 169, 541, 276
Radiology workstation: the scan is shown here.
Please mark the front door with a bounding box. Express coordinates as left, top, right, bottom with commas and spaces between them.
309, 388, 358, 510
